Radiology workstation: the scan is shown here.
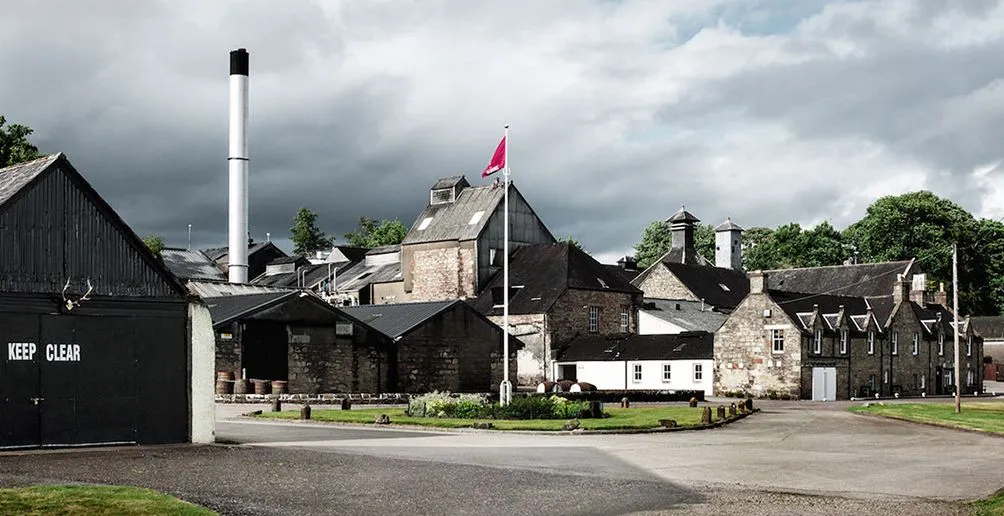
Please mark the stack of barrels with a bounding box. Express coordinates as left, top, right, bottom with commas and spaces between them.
215, 371, 235, 395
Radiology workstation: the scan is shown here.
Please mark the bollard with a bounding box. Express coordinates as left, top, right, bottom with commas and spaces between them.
621, 397, 630, 409
745, 398, 753, 411
701, 406, 713, 425
341, 397, 352, 411
716, 405, 726, 420
729, 403, 737, 416
300, 404, 311, 420
271, 398, 281, 412
689, 397, 698, 408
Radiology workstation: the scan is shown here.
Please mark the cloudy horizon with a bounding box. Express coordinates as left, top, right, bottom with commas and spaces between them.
3, 0, 1003, 264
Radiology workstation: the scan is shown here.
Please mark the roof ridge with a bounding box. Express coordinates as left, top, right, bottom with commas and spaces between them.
763, 259, 913, 273
0, 153, 62, 172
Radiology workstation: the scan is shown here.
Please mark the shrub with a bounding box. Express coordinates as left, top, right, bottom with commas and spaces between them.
500, 395, 556, 420
551, 395, 589, 419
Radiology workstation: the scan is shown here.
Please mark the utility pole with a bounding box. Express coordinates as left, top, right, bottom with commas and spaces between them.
952, 242, 961, 414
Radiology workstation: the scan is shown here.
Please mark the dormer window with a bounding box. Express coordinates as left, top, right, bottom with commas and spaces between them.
431, 188, 455, 205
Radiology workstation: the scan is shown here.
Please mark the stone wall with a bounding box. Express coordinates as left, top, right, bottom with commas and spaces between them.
714, 293, 802, 398
635, 265, 698, 301
215, 322, 242, 376
486, 313, 547, 385
285, 324, 388, 394
799, 326, 851, 400
402, 241, 477, 301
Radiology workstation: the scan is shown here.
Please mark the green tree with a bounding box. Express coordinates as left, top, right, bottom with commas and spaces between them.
633, 220, 671, 269
290, 207, 334, 257
0, 116, 42, 167
344, 216, 407, 248
742, 226, 777, 270
559, 234, 587, 253
143, 234, 165, 259
694, 223, 715, 263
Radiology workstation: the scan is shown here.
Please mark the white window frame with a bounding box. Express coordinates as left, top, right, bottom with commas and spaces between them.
693, 363, 703, 382
912, 334, 919, 356
938, 333, 944, 356
620, 309, 629, 333
920, 374, 926, 390
967, 336, 972, 357
588, 306, 599, 333
662, 363, 671, 383
840, 330, 848, 354
771, 329, 784, 354
632, 363, 642, 383
868, 331, 875, 355
884, 369, 889, 384
813, 329, 822, 354
891, 332, 898, 356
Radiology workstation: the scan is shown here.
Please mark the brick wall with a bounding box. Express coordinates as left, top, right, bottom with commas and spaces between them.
403, 241, 477, 301
714, 293, 802, 398
635, 264, 698, 301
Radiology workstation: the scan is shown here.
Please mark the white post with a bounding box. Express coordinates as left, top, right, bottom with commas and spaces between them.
500, 124, 512, 406
953, 242, 961, 413
228, 48, 250, 284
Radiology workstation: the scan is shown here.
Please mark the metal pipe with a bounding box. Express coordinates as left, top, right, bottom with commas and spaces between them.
228, 48, 250, 283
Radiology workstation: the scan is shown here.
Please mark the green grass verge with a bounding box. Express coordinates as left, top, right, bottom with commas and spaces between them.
0, 485, 215, 515
971, 489, 1004, 516
256, 405, 732, 430
849, 401, 1004, 435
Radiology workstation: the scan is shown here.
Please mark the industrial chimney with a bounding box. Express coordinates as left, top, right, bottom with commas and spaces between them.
228, 48, 249, 283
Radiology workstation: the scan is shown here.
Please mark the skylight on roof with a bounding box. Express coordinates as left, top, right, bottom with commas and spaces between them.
719, 283, 730, 291
468, 211, 485, 225
598, 278, 608, 288
417, 217, 433, 230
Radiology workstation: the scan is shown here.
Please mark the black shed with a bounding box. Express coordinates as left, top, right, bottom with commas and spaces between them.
0, 154, 200, 449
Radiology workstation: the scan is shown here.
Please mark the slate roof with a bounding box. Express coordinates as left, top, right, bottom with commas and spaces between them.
604, 264, 642, 284
204, 291, 374, 330
342, 300, 473, 339
204, 291, 291, 326
470, 243, 642, 316
432, 176, 468, 190
764, 260, 915, 298
0, 154, 60, 206
911, 302, 960, 336
971, 316, 1004, 340
203, 241, 283, 262
327, 245, 368, 264
667, 206, 700, 224
160, 247, 226, 281
187, 280, 291, 298
658, 247, 712, 267
639, 299, 729, 333
661, 262, 748, 310
251, 261, 354, 289
557, 331, 714, 362
767, 290, 871, 332
334, 260, 402, 293
714, 218, 744, 232
401, 180, 506, 244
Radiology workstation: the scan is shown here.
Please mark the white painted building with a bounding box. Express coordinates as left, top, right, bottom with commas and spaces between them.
553, 331, 714, 397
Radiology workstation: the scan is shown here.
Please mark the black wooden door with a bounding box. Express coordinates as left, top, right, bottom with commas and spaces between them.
39, 315, 137, 446
242, 321, 288, 381
0, 314, 41, 449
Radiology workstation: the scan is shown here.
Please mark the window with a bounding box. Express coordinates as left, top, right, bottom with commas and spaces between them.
588, 306, 599, 333
620, 308, 629, 333
693, 363, 704, 382
938, 333, 944, 356
840, 330, 848, 354
813, 329, 822, 354
431, 188, 454, 204
891, 332, 898, 355
868, 331, 875, 355
912, 334, 919, 356
633, 363, 642, 382
913, 373, 920, 390
771, 329, 784, 354
884, 370, 889, 384
869, 374, 876, 391
967, 336, 972, 357
920, 374, 926, 390
662, 363, 672, 382
967, 368, 974, 386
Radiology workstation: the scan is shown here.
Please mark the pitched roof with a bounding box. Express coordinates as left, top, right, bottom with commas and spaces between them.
187, 280, 291, 298
764, 260, 915, 298
767, 290, 871, 332
251, 261, 354, 289
161, 248, 226, 282
971, 315, 1004, 340
658, 247, 712, 267
0, 154, 61, 205
911, 302, 959, 336
203, 291, 375, 331
603, 264, 642, 284
661, 262, 749, 310
714, 218, 744, 232
401, 181, 505, 244
204, 291, 291, 326
202, 241, 285, 263
341, 300, 466, 339
327, 245, 368, 263
557, 331, 713, 361
334, 260, 402, 293
639, 299, 729, 333
470, 243, 642, 316
667, 206, 700, 223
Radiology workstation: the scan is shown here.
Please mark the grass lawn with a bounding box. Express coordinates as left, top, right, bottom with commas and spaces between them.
0, 485, 215, 515
850, 401, 1004, 435
971, 489, 1004, 516
256, 405, 733, 430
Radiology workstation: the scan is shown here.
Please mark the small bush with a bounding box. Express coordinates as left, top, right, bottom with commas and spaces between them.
551, 395, 589, 419
501, 395, 556, 419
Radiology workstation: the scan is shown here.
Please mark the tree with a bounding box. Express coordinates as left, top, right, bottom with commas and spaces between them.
633, 220, 671, 269
694, 223, 715, 263
290, 207, 334, 257
344, 216, 407, 248
742, 227, 778, 270
143, 234, 165, 260
559, 234, 587, 253
0, 116, 42, 167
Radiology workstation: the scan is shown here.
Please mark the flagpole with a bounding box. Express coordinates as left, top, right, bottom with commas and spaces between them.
501, 124, 512, 406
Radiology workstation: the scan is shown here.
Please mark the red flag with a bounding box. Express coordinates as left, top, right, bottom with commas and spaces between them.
481, 136, 506, 178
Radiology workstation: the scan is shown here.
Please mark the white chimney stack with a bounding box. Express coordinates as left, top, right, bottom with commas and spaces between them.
228, 48, 249, 283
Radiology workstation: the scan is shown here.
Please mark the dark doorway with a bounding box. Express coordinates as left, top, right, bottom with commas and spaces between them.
558, 364, 577, 382
0, 314, 41, 449
242, 321, 288, 381
935, 366, 944, 395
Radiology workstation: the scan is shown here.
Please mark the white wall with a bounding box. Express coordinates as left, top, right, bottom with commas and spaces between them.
189, 302, 215, 444
638, 311, 688, 335
555, 359, 714, 396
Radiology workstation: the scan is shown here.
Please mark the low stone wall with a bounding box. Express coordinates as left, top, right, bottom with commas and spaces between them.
216, 393, 413, 405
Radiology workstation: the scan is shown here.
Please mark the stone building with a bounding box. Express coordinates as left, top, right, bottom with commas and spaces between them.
343, 300, 516, 393
715, 270, 983, 400
469, 242, 643, 385
400, 176, 554, 302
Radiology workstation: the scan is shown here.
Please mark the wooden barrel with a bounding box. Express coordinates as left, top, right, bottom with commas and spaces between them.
553, 380, 574, 392
216, 371, 235, 381
252, 379, 271, 395
233, 379, 249, 395
215, 379, 234, 395
271, 380, 288, 395
536, 381, 555, 393
570, 382, 596, 392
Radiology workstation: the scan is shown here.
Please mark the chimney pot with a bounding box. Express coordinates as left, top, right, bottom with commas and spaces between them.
749, 271, 767, 294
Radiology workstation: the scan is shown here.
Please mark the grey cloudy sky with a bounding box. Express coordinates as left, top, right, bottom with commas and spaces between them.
3, 0, 1004, 263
